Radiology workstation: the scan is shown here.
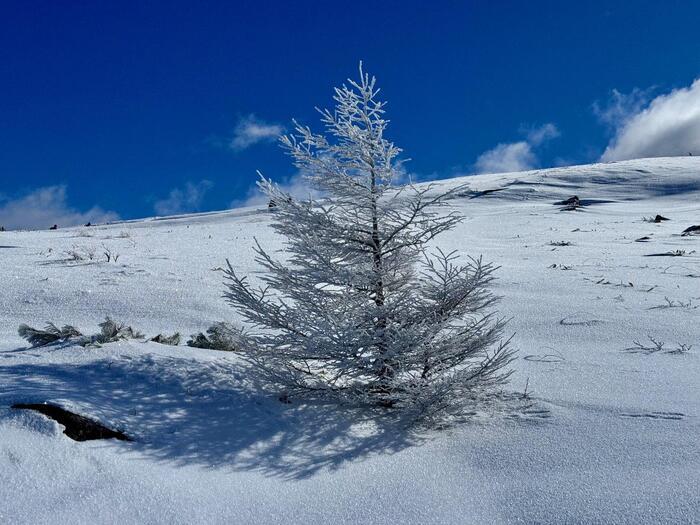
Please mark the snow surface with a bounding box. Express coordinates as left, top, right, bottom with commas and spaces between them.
1, 157, 699, 524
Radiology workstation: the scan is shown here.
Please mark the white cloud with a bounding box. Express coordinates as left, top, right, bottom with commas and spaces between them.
474, 123, 559, 174
525, 122, 560, 146
154, 180, 213, 216
0, 186, 119, 231
230, 115, 284, 151
600, 79, 700, 161
474, 142, 536, 174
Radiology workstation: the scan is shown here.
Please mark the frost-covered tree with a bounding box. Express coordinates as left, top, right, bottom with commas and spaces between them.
223, 64, 514, 420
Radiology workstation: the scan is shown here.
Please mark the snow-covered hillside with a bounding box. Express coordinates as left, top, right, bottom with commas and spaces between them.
1, 157, 699, 524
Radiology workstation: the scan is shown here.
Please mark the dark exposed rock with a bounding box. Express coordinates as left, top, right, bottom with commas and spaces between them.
11, 403, 131, 442
681, 225, 700, 236
556, 195, 580, 206
555, 195, 581, 211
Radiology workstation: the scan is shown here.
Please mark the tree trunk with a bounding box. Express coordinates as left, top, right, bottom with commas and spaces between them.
370, 167, 392, 382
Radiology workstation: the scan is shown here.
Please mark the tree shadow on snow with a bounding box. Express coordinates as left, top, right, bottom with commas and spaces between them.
0, 354, 424, 480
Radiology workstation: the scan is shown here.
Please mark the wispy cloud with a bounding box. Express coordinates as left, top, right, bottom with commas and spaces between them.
154, 180, 213, 216
593, 87, 653, 129
524, 122, 560, 146
598, 79, 700, 161
474, 123, 560, 174
0, 186, 119, 231
229, 115, 284, 152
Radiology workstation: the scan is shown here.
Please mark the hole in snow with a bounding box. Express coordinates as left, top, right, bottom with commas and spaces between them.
11, 403, 131, 442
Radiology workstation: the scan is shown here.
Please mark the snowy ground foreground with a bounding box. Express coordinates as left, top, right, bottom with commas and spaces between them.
1, 157, 699, 524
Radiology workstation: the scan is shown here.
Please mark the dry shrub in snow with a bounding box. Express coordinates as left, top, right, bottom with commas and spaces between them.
186, 322, 241, 351
97, 317, 143, 343
150, 332, 182, 346
18, 317, 145, 348
222, 65, 514, 422
18, 323, 83, 347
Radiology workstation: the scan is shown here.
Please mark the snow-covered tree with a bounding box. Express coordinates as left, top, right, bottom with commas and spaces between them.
223, 64, 514, 420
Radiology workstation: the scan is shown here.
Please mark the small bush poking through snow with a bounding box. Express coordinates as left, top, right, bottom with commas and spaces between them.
624, 335, 694, 355
18, 317, 146, 348
150, 332, 182, 346
65, 245, 97, 261
102, 245, 120, 263
96, 317, 143, 343
18, 323, 83, 347
186, 322, 241, 351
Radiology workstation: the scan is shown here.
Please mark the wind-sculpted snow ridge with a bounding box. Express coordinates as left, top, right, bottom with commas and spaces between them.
431, 156, 700, 203
1, 156, 699, 524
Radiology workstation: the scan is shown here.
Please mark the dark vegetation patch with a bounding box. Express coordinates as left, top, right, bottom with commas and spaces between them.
11, 403, 131, 442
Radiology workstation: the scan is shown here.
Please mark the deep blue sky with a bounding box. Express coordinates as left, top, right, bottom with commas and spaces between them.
2, 1, 699, 222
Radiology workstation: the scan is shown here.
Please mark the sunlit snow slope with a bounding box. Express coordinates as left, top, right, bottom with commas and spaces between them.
1, 157, 699, 524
